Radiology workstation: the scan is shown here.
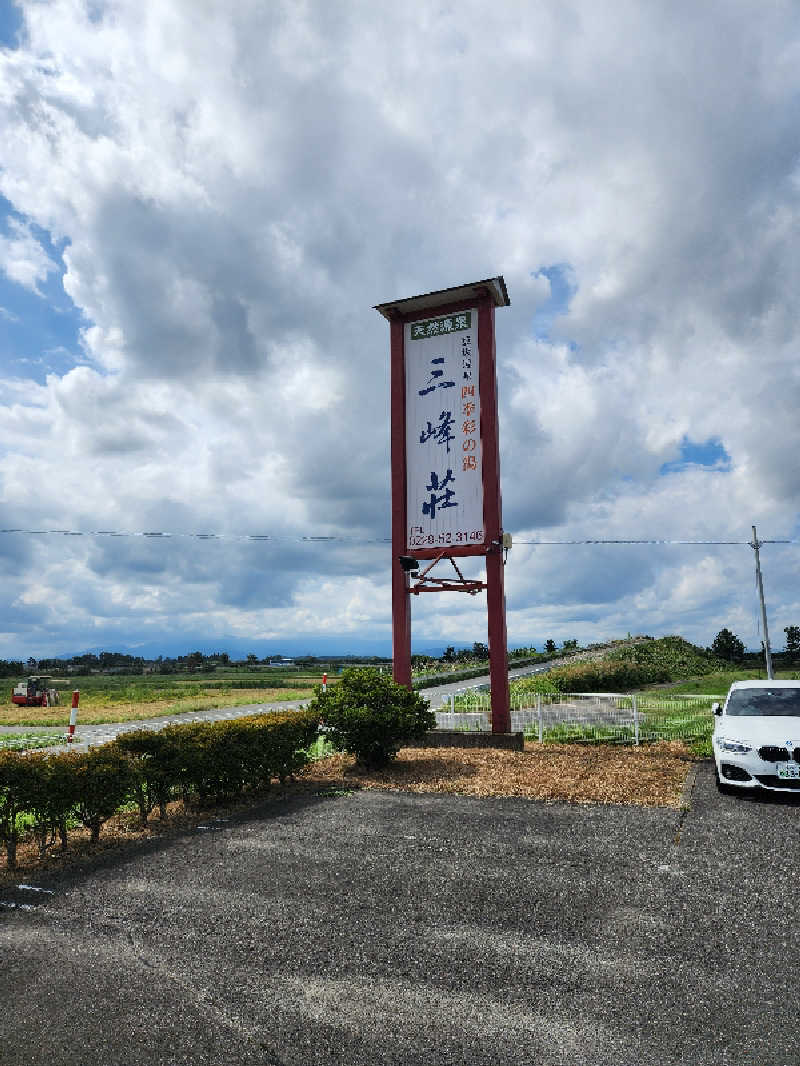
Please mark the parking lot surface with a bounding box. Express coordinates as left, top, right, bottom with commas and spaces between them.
1, 763, 798, 1066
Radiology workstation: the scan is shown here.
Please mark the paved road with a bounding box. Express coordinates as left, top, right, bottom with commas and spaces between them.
1, 764, 798, 1065
418, 661, 550, 708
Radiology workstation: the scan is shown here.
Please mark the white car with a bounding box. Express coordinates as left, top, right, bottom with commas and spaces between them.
712, 680, 800, 793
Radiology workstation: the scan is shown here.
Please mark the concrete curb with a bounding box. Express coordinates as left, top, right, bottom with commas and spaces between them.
680, 759, 704, 808
420, 729, 525, 751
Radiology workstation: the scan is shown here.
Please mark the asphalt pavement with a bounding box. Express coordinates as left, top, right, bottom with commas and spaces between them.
1, 763, 799, 1065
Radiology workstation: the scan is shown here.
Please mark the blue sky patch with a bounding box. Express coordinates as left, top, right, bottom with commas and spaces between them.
0, 197, 87, 384
660, 436, 731, 475
531, 263, 577, 342
0, 2, 23, 49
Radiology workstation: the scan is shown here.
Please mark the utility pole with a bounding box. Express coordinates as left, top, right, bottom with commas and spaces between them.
750, 525, 774, 679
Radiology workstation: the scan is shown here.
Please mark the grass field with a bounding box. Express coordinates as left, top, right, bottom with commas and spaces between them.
1, 671, 325, 727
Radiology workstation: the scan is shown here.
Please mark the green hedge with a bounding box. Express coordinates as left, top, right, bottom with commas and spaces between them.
0, 709, 320, 869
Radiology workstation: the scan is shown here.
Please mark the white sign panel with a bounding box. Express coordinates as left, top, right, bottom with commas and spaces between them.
405, 309, 484, 551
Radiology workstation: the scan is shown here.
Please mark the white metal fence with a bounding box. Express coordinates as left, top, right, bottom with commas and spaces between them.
434, 690, 715, 745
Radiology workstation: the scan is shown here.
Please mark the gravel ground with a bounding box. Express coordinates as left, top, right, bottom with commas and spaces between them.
1, 764, 799, 1065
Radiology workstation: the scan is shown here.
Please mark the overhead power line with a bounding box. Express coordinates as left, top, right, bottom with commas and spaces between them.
513, 538, 795, 545
0, 528, 796, 546
0, 528, 391, 544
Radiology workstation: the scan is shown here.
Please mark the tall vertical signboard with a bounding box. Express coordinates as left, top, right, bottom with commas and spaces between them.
405, 309, 485, 552
375, 278, 511, 733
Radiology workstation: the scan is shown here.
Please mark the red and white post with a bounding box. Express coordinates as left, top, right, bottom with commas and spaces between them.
322, 672, 328, 693
67, 690, 79, 743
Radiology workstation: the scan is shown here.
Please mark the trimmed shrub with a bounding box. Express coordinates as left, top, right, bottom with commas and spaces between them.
0, 751, 40, 869
113, 730, 182, 825
130, 711, 320, 806
23, 752, 81, 856
254, 709, 320, 783
72, 748, 133, 843
312, 668, 435, 769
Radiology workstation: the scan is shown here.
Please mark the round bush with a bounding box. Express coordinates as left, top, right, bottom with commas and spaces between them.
312, 668, 435, 769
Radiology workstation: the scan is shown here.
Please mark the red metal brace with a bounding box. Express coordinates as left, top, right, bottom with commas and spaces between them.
409, 552, 487, 596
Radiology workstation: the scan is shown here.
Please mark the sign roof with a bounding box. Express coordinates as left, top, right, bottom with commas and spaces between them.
374, 276, 509, 320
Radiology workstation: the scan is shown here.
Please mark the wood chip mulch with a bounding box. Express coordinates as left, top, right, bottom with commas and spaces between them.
300, 740, 693, 808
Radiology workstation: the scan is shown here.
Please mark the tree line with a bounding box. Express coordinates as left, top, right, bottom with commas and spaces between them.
0, 648, 394, 678
3, 628, 799, 680
709, 626, 800, 663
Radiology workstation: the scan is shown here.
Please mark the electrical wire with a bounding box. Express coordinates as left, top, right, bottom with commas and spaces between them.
513, 538, 795, 545
0, 528, 392, 544
0, 528, 796, 545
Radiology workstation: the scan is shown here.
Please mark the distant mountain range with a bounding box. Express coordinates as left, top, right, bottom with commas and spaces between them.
49, 635, 480, 661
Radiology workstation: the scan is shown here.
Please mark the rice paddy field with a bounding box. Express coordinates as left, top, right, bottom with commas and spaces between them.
0, 669, 328, 727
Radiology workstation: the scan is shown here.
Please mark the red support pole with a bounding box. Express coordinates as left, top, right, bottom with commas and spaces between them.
477, 297, 511, 733
390, 316, 412, 688
486, 551, 511, 732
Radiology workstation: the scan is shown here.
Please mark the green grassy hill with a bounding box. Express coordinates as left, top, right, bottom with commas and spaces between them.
512, 636, 728, 696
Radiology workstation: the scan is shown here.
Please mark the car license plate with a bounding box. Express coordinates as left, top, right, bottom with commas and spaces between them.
777, 763, 800, 779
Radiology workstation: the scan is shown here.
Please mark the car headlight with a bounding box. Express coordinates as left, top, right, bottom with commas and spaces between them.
716, 736, 752, 754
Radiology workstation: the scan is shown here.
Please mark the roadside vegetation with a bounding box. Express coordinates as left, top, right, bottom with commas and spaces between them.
0, 710, 692, 881
0, 672, 433, 874
509, 636, 727, 698
412, 636, 640, 688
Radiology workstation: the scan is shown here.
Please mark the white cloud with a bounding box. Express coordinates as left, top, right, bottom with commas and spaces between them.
0, 217, 57, 293
0, 0, 799, 657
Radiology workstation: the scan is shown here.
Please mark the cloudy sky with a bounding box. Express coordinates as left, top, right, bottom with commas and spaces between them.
1, 0, 799, 660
